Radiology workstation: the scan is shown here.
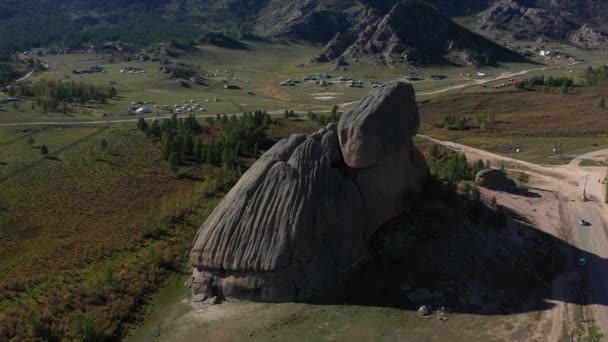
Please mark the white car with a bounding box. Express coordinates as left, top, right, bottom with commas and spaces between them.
579, 219, 590, 226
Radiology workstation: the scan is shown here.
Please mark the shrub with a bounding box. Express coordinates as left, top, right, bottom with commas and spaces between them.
40, 144, 49, 155
143, 211, 164, 239
517, 172, 529, 186
71, 314, 98, 342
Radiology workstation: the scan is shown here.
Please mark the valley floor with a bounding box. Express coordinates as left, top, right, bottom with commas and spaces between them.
2, 40, 608, 341
127, 138, 608, 342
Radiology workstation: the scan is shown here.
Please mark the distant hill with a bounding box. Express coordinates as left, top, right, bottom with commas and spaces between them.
311, 0, 524, 67
463, 0, 608, 48
0, 0, 605, 62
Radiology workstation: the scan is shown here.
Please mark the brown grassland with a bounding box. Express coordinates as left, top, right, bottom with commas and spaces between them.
0, 114, 322, 340
0, 124, 221, 340
418, 84, 608, 164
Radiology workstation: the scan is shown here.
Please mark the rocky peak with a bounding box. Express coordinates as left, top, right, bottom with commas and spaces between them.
313, 0, 524, 66
190, 81, 428, 303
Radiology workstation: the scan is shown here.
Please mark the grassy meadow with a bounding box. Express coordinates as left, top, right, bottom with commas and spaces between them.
418, 81, 608, 165
0, 122, 225, 339
0, 39, 571, 125
0, 109, 324, 339
1, 38, 607, 339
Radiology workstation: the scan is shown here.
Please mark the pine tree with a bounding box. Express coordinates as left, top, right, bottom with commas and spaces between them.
40, 144, 49, 155
162, 135, 175, 161
150, 120, 162, 138
26, 135, 35, 145
205, 146, 213, 165
193, 138, 202, 161
600, 97, 605, 110
137, 118, 149, 132
330, 105, 339, 122
168, 152, 179, 173
100, 138, 109, 157
284, 110, 289, 119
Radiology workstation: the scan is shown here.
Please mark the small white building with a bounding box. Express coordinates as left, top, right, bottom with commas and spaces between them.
540, 50, 554, 57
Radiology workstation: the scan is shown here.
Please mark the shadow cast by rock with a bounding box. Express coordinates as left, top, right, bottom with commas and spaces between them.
312, 185, 598, 317
505, 186, 542, 198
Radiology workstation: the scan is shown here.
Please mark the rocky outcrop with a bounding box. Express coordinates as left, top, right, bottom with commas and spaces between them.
569, 25, 608, 49
475, 169, 516, 190
470, 0, 608, 49
197, 32, 249, 50
312, 0, 524, 66
312, 32, 358, 63
473, 0, 577, 41
190, 81, 428, 303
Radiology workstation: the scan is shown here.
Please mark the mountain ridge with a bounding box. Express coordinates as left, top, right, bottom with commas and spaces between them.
0, 0, 605, 61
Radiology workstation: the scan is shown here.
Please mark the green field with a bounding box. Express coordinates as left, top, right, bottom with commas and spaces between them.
2, 39, 607, 340
129, 285, 549, 342
1, 39, 579, 125
0, 122, 225, 339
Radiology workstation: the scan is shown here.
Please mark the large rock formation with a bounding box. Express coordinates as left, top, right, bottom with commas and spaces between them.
190, 82, 428, 303
312, 0, 525, 66
470, 0, 608, 48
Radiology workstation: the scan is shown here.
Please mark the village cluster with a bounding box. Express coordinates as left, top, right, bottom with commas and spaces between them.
126, 98, 218, 115
280, 73, 380, 88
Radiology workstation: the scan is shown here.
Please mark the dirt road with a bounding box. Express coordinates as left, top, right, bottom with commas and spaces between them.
15, 70, 34, 83
420, 135, 608, 340
416, 63, 577, 96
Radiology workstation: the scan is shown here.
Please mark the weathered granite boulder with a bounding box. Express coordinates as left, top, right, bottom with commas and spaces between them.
475, 169, 516, 190
338, 81, 419, 169
190, 81, 428, 303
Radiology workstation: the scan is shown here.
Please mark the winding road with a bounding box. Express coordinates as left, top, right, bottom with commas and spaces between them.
419, 135, 608, 341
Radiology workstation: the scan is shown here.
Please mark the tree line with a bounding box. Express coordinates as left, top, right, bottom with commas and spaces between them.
8, 80, 117, 105
584, 65, 608, 86
428, 143, 486, 184
139, 110, 272, 190
0, 2, 202, 61
0, 62, 21, 85
441, 110, 496, 131
515, 75, 574, 91
308, 105, 340, 125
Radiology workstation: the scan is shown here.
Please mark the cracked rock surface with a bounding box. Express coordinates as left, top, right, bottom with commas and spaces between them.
190, 81, 428, 302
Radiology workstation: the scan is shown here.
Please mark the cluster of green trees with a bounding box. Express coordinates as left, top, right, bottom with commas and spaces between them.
8, 80, 117, 105
424, 144, 507, 228
0, 62, 21, 85
308, 105, 340, 125
475, 110, 496, 129
138, 114, 205, 171
139, 110, 271, 190
284, 110, 296, 119
442, 111, 497, 131
0, 2, 202, 61
428, 144, 486, 184
584, 65, 608, 86
442, 114, 469, 130
516, 75, 574, 92
171, 63, 200, 80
